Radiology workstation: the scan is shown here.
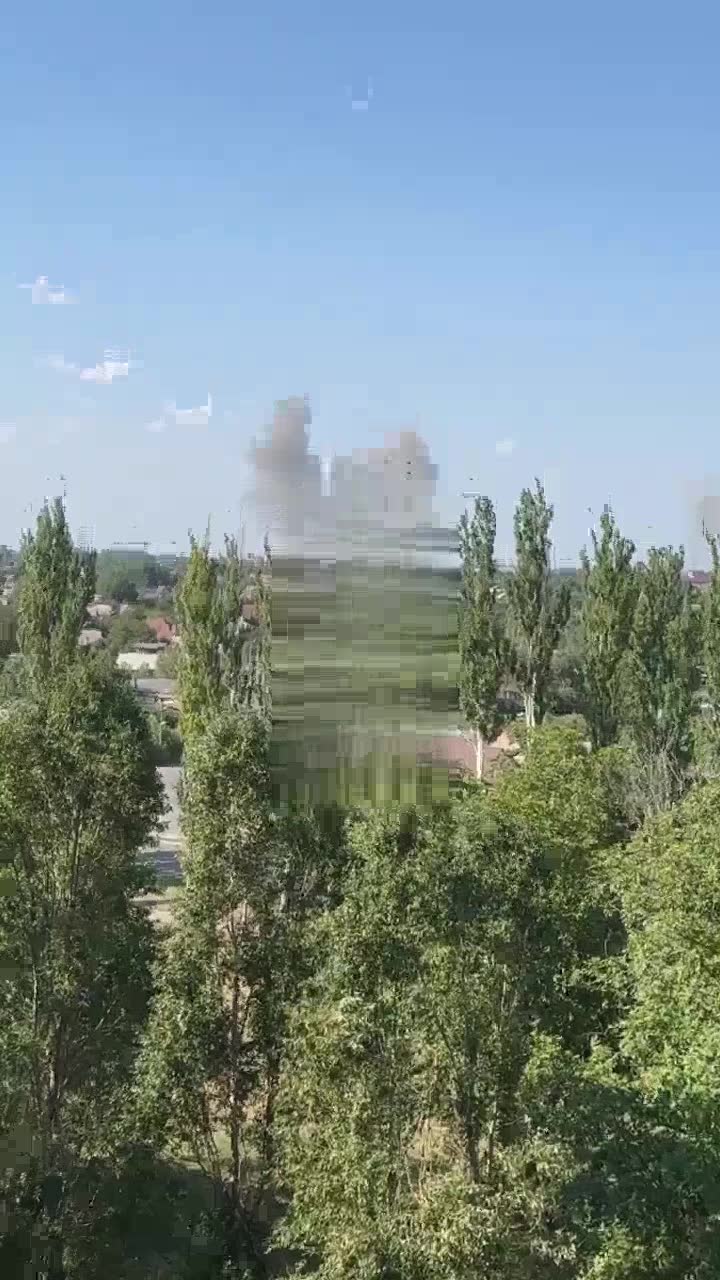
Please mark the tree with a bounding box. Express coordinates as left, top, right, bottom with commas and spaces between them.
177, 535, 269, 748
580, 509, 638, 748
17, 498, 96, 682
508, 481, 570, 728
618, 546, 700, 786
489, 724, 627, 1050
515, 781, 720, 1277
104, 608, 153, 657
276, 796, 615, 1277
457, 497, 512, 779
135, 710, 345, 1275
176, 534, 224, 745
154, 642, 181, 679
0, 655, 164, 1276
105, 570, 139, 604
95, 552, 146, 601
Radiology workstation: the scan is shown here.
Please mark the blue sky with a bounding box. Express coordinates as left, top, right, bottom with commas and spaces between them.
2, 1, 720, 560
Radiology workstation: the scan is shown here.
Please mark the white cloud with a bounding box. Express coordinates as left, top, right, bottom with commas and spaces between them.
80, 349, 131, 383
495, 438, 516, 457
145, 394, 212, 435
45, 348, 133, 384
19, 275, 76, 305
0, 422, 17, 444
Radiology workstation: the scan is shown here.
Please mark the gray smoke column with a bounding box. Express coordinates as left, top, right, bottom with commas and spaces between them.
249, 394, 323, 555
684, 475, 720, 566
248, 396, 445, 564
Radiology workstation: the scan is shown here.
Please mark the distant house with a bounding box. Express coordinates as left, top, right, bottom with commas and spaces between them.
146, 615, 176, 645
87, 601, 114, 621
134, 677, 179, 713
688, 570, 712, 590
117, 650, 160, 673
141, 585, 173, 605
78, 628, 104, 649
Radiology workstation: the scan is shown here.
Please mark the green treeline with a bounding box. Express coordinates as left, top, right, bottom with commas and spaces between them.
2, 489, 720, 1277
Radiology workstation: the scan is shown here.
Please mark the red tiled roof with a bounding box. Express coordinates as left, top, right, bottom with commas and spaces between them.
146, 616, 176, 644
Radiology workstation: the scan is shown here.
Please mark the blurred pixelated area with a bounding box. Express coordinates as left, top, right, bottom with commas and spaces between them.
251, 395, 462, 808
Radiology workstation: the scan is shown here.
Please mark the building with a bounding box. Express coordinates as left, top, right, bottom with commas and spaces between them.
117, 650, 160, 673
87, 601, 114, 621
78, 628, 104, 649
134, 677, 179, 713
146, 616, 177, 645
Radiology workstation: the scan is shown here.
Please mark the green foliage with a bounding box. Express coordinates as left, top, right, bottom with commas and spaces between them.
276, 792, 620, 1277
457, 496, 512, 775
580, 511, 638, 747
0, 655, 164, 1273
96, 551, 175, 601
509, 481, 570, 728
136, 710, 345, 1274
0, 603, 16, 663
105, 569, 140, 603
155, 642, 181, 678
177, 535, 269, 747
147, 709, 183, 765
17, 497, 96, 681
7, 490, 720, 1277
105, 607, 154, 655
618, 546, 700, 775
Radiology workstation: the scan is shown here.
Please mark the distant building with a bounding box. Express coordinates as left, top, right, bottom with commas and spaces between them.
87, 601, 114, 621
107, 544, 149, 562
134, 677, 179, 713
117, 650, 160, 673
688, 569, 712, 590
78, 628, 104, 649
146, 616, 177, 645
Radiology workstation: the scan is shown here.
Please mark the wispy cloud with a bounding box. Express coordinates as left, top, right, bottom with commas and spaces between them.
19, 275, 77, 305
80, 349, 132, 383
146, 394, 212, 432
45, 348, 134, 384
495, 438, 516, 457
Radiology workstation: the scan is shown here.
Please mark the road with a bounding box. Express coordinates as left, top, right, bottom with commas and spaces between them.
144, 765, 183, 882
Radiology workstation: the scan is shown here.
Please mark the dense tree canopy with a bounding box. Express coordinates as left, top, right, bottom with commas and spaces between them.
4, 489, 720, 1279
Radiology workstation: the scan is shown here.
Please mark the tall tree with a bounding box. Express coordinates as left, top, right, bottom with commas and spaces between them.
17, 497, 96, 682
0, 655, 164, 1276
580, 508, 638, 747
457, 496, 512, 779
178, 534, 271, 746
136, 710, 344, 1275
176, 533, 223, 746
618, 545, 700, 780
508, 480, 570, 728
699, 532, 720, 776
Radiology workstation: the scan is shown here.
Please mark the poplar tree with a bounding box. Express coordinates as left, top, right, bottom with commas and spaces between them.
0, 657, 163, 1275
457, 496, 512, 779
178, 533, 271, 746
702, 533, 720, 734
508, 480, 570, 729
580, 509, 638, 747
17, 497, 96, 683
618, 545, 700, 777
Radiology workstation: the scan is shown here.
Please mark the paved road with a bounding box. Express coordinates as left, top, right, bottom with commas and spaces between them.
143, 765, 183, 882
